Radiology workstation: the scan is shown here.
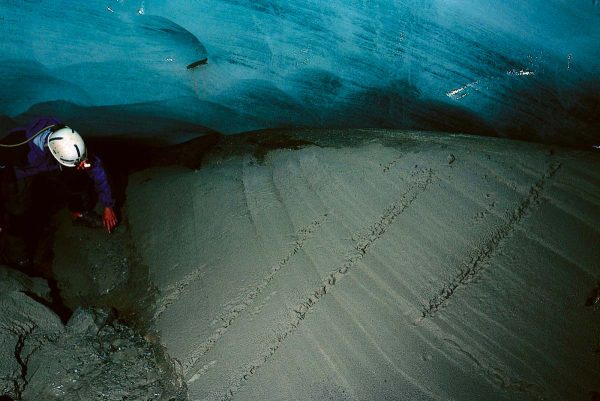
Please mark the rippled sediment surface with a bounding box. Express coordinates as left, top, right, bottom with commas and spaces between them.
125, 129, 600, 401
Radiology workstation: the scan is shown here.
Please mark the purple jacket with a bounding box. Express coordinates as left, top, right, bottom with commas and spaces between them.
11, 117, 115, 208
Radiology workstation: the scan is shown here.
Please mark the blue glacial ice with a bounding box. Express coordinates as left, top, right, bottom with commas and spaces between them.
0, 0, 598, 146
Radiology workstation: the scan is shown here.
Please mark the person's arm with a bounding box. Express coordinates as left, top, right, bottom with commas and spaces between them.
85, 154, 118, 233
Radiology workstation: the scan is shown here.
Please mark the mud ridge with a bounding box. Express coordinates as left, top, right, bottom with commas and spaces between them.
381, 156, 402, 173
153, 264, 207, 321
419, 162, 561, 321
219, 168, 434, 400
183, 214, 329, 376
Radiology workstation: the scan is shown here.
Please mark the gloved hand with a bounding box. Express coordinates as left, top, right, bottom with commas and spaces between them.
103, 207, 118, 233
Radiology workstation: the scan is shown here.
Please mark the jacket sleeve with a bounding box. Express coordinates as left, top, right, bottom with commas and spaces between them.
86, 154, 115, 208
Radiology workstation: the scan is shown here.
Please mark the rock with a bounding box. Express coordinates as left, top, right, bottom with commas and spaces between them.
447, 154, 456, 164
0, 269, 184, 400
0, 265, 52, 302
0, 279, 64, 399
66, 307, 115, 337
23, 314, 186, 401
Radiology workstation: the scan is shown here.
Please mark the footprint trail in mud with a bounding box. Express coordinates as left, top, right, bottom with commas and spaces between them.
419, 162, 561, 321
219, 168, 435, 400
183, 213, 329, 376
153, 264, 207, 321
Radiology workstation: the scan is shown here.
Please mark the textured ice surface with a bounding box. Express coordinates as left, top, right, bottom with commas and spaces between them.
0, 1, 599, 146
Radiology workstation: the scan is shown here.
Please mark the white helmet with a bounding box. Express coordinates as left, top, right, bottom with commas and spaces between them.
47, 127, 87, 167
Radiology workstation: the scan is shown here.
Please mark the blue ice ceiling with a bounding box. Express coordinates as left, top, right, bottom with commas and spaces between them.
1, 0, 599, 147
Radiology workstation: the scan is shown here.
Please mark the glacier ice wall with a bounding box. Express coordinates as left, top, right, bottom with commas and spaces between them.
1, 0, 599, 146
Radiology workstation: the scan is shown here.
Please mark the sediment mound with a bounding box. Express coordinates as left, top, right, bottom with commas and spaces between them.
124, 129, 599, 401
